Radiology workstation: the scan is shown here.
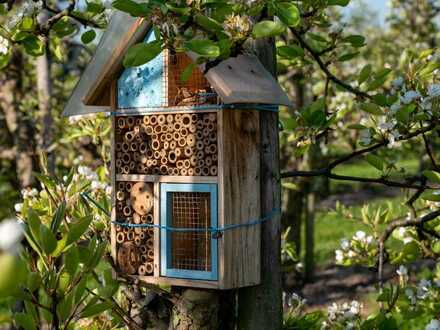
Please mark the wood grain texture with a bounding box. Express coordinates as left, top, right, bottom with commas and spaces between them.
154, 182, 160, 277
220, 109, 261, 289
116, 174, 218, 184
134, 275, 219, 289
110, 81, 117, 262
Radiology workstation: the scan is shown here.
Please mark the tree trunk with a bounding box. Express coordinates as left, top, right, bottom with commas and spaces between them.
237, 38, 282, 330
36, 13, 54, 173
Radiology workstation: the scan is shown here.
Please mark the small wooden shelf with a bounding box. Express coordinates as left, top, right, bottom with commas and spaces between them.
116, 174, 218, 184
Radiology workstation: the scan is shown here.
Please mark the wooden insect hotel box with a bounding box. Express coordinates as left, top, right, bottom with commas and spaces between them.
64, 15, 291, 289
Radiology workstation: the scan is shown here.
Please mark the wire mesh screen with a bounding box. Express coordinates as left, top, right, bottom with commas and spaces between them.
170, 191, 212, 271
167, 53, 219, 107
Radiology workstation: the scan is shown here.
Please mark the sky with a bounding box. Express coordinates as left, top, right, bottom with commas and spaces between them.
345, 0, 388, 25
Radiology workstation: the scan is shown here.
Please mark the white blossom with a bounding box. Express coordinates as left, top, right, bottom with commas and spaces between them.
354, 231, 366, 241
0, 219, 24, 253
341, 239, 350, 250
359, 129, 372, 145
396, 265, 408, 277
427, 84, 440, 98
401, 90, 421, 104
426, 319, 440, 330
405, 288, 417, 305
391, 77, 404, 89
335, 249, 344, 263
0, 36, 9, 55
14, 203, 23, 213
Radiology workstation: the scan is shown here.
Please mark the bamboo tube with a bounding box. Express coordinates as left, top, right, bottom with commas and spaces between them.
209, 132, 216, 143
139, 143, 148, 154
163, 141, 170, 150
122, 165, 130, 174
151, 159, 158, 166
202, 166, 210, 176
171, 167, 179, 175
166, 133, 173, 141
188, 168, 194, 176
176, 160, 184, 169
143, 116, 150, 125
197, 159, 205, 167
154, 125, 162, 134
190, 155, 198, 167
181, 114, 191, 127
134, 236, 142, 246
196, 121, 203, 130
130, 142, 138, 152
186, 134, 196, 147
173, 131, 180, 141
184, 147, 193, 158
159, 149, 166, 158
117, 202, 124, 211
125, 131, 135, 141
146, 228, 154, 237
116, 159, 123, 168
146, 150, 154, 158
194, 167, 202, 176
117, 117, 126, 129
210, 166, 218, 176
148, 250, 154, 260
139, 232, 146, 240
161, 125, 168, 133
116, 225, 123, 232
116, 232, 125, 244
138, 264, 147, 276
146, 214, 154, 224
212, 154, 218, 162
123, 227, 130, 234
208, 113, 216, 122
175, 114, 182, 122
190, 114, 198, 123
145, 125, 154, 135
180, 127, 188, 137
136, 164, 143, 173
133, 213, 141, 224
149, 116, 157, 126
140, 215, 147, 223
141, 255, 148, 263
135, 117, 142, 125
118, 182, 126, 191
160, 157, 167, 165
196, 150, 204, 160
196, 141, 204, 150
122, 153, 131, 164
166, 114, 174, 123
145, 262, 154, 274
121, 142, 130, 152
203, 138, 210, 146
203, 116, 211, 125
160, 165, 168, 175
116, 128, 122, 136
207, 123, 215, 132
170, 141, 177, 149
157, 114, 166, 125
178, 138, 186, 147
159, 134, 166, 143
117, 151, 123, 159
173, 122, 182, 132
206, 156, 212, 167
140, 246, 148, 254
189, 124, 197, 133
168, 167, 174, 175
126, 232, 134, 241
180, 168, 188, 176
168, 151, 177, 163
175, 148, 182, 158
146, 160, 154, 167
133, 153, 140, 162
203, 128, 210, 137
127, 117, 135, 127
116, 191, 125, 201
183, 159, 191, 169
116, 142, 122, 151
151, 139, 160, 151
123, 206, 132, 217
208, 144, 217, 154
129, 161, 136, 170
126, 182, 133, 192
146, 239, 154, 249
152, 168, 160, 175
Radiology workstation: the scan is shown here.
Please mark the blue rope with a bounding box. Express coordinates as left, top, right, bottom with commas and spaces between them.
80, 192, 279, 238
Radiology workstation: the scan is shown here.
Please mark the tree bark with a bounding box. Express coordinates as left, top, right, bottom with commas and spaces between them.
237, 38, 282, 330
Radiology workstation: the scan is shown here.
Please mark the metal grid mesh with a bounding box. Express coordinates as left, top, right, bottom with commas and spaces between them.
167, 53, 219, 107
170, 192, 211, 271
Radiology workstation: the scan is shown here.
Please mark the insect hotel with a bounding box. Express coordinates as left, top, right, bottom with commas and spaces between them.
64, 14, 291, 289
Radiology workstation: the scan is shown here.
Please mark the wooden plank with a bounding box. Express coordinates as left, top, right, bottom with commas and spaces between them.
153, 182, 160, 277
221, 109, 261, 289
116, 174, 218, 184
134, 275, 219, 289
217, 110, 225, 288
110, 80, 117, 263
113, 107, 220, 116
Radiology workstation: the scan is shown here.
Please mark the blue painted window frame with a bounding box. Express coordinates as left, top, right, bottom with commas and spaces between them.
160, 183, 218, 281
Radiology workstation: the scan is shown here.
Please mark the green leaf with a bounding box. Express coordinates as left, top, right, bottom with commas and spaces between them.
185, 40, 220, 57
0, 255, 26, 297
52, 17, 76, 38
15, 313, 36, 330
365, 154, 384, 171
51, 201, 66, 234
344, 35, 365, 47
432, 241, 440, 254
39, 225, 57, 255
112, 0, 150, 16
65, 246, 79, 275
123, 41, 162, 67
22, 36, 44, 56
275, 3, 300, 27
348, 124, 368, 130
358, 64, 372, 84
80, 302, 113, 318
194, 15, 222, 32
67, 216, 93, 246
277, 45, 304, 58
328, 0, 350, 6
27, 273, 41, 292
395, 104, 416, 123
81, 30, 96, 44
421, 192, 440, 202
86, 1, 105, 14
423, 170, 440, 184
360, 103, 384, 115
338, 52, 359, 62
252, 20, 286, 38
181, 62, 197, 83
20, 17, 34, 31
27, 208, 42, 242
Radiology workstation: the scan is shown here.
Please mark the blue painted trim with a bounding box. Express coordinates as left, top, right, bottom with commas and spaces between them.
160, 183, 218, 281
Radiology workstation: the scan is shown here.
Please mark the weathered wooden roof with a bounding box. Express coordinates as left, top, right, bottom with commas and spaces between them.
63, 12, 292, 117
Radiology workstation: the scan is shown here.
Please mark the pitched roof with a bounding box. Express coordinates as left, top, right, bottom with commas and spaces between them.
63, 12, 292, 117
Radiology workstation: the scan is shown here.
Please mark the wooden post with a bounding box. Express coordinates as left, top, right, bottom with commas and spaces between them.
237, 38, 282, 329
